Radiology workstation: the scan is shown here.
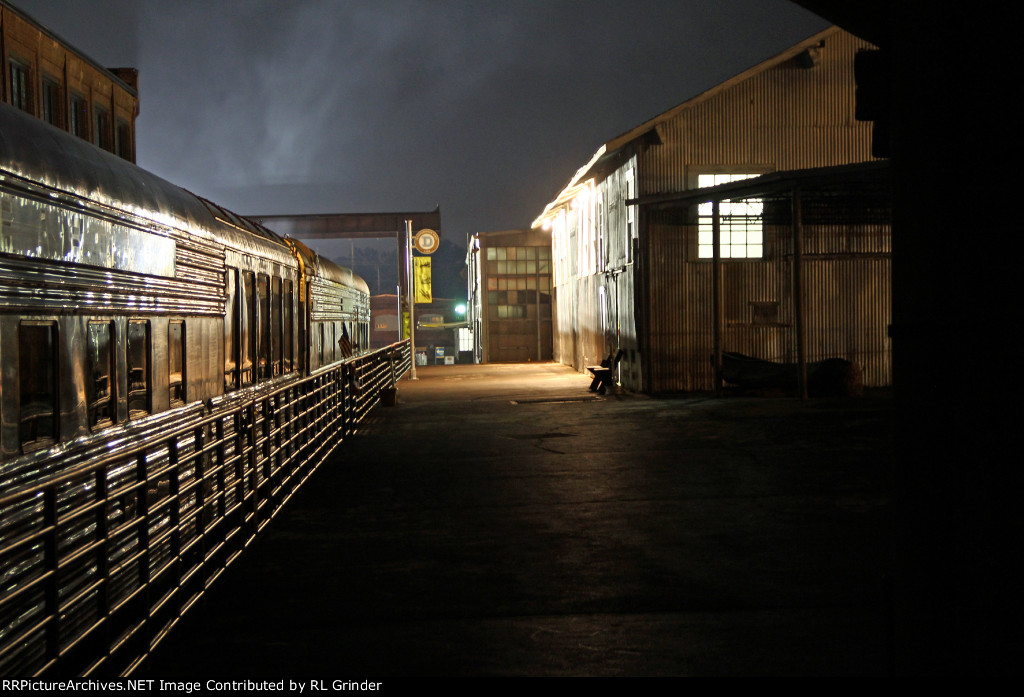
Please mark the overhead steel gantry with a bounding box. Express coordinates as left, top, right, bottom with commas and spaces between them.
250, 207, 442, 240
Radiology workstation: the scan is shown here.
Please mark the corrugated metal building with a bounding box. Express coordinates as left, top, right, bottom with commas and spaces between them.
532, 25, 888, 393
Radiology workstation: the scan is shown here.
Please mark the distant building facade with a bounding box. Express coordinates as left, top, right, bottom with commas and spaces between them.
467, 229, 553, 364
532, 26, 887, 392
2, 1, 138, 161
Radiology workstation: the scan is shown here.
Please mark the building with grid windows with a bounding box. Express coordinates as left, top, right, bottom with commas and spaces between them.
466, 229, 553, 364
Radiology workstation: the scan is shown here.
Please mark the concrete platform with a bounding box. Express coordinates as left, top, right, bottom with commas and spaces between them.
142, 362, 894, 677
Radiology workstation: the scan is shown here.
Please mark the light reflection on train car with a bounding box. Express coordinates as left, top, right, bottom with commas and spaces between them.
0, 101, 400, 677
0, 101, 369, 482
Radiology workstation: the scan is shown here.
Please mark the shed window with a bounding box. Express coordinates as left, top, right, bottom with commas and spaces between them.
87, 321, 115, 430
127, 320, 151, 418
697, 173, 763, 259
19, 322, 58, 452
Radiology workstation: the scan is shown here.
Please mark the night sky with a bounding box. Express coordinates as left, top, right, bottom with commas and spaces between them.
14, 0, 828, 297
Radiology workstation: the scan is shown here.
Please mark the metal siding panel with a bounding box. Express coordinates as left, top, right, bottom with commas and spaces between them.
803, 255, 891, 387
645, 212, 890, 393
639, 30, 876, 198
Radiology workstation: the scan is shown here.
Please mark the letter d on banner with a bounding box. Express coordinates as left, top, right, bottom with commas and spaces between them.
414, 257, 432, 303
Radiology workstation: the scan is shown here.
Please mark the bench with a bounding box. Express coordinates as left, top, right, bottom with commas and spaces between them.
587, 349, 624, 394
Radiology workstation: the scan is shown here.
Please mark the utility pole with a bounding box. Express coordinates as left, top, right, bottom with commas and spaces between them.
406, 219, 417, 380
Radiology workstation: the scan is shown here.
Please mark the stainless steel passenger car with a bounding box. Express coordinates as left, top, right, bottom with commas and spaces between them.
0, 101, 369, 480
0, 102, 400, 677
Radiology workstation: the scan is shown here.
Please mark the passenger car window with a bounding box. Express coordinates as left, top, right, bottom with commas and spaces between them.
271, 276, 281, 376
87, 321, 115, 430
324, 322, 334, 364
127, 320, 150, 418
317, 322, 324, 369
283, 280, 293, 373
169, 320, 185, 406
19, 322, 59, 452
225, 267, 238, 391
258, 274, 270, 379
241, 271, 255, 386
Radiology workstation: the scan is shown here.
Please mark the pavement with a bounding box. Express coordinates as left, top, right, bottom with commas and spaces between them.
142, 362, 894, 677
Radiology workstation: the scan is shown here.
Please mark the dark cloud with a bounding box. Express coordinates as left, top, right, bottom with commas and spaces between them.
13, 0, 828, 295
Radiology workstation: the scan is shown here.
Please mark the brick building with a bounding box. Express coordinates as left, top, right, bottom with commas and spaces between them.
2, 1, 138, 161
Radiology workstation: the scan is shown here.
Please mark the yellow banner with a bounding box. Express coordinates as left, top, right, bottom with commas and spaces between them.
414, 257, 432, 303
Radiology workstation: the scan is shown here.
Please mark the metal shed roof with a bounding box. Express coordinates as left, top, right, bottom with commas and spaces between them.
533, 25, 855, 228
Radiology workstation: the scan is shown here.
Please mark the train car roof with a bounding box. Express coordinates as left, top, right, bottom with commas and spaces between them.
1, 104, 371, 292
0, 103, 288, 258
285, 237, 370, 294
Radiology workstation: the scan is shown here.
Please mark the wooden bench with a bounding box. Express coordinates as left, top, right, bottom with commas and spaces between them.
587, 349, 624, 394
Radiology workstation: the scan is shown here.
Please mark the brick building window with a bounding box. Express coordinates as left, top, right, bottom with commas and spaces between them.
69, 92, 89, 139
41, 76, 63, 127
93, 105, 112, 151
116, 117, 133, 160
9, 59, 32, 113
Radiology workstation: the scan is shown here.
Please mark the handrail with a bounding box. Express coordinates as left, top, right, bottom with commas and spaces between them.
0, 340, 411, 677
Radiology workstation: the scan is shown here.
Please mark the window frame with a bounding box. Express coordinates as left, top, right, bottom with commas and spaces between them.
18, 320, 59, 453
282, 279, 294, 373
692, 171, 769, 261
483, 245, 553, 323
87, 320, 116, 431
241, 270, 256, 386
257, 273, 270, 379
126, 319, 152, 419
93, 104, 113, 151
69, 91, 89, 140
224, 267, 239, 391
169, 319, 186, 407
116, 117, 133, 161
8, 56, 32, 113
41, 74, 63, 128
